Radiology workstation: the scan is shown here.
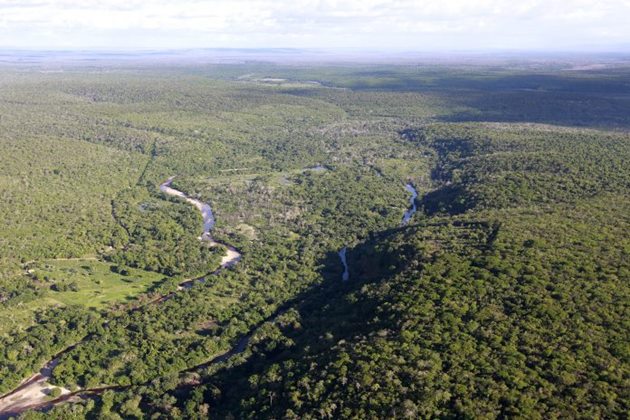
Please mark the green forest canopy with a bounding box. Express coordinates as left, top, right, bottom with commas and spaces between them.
0, 62, 628, 419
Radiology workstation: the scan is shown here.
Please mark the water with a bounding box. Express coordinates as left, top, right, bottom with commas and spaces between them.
159, 177, 241, 273
197, 202, 215, 234
305, 164, 328, 172
160, 177, 215, 235
338, 247, 349, 282
402, 183, 418, 226
1, 179, 237, 418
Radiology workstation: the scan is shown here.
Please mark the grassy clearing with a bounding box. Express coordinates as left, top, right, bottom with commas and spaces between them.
0, 259, 166, 333
28, 259, 166, 309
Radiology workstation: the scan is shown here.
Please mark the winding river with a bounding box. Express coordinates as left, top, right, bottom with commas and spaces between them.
0, 177, 242, 419
338, 247, 349, 282
401, 183, 418, 226
160, 177, 241, 288
160, 177, 215, 236
336, 183, 419, 282
2, 177, 421, 417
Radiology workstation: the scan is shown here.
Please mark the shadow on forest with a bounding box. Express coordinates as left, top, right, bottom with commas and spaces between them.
420, 185, 473, 216
438, 90, 630, 128
286, 70, 630, 129
167, 222, 428, 410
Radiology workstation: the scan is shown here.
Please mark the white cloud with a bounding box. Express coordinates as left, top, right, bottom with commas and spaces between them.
0, 0, 628, 49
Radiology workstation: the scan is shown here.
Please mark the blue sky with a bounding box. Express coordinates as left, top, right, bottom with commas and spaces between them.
0, 0, 629, 51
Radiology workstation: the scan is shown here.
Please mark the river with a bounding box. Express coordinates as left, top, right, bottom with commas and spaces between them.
336, 183, 418, 282
338, 247, 349, 282
2, 178, 419, 417
160, 176, 215, 235
160, 177, 242, 279
402, 183, 418, 225
0, 177, 242, 419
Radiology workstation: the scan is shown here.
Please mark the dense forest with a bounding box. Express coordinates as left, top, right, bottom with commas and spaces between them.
0, 60, 628, 419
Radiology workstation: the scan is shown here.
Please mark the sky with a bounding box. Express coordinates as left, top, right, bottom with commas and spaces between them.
0, 0, 629, 51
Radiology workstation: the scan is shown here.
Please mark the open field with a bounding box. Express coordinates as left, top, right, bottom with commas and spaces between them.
0, 260, 165, 334
26, 259, 166, 308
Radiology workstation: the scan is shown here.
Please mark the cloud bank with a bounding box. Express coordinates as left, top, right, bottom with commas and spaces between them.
0, 0, 629, 50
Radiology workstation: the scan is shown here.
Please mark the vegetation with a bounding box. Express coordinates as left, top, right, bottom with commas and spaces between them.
0, 60, 628, 418
24, 259, 167, 308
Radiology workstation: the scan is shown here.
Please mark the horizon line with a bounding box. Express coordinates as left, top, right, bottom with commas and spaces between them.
1, 47, 630, 54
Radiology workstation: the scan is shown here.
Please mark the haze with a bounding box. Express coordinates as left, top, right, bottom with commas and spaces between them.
1, 0, 629, 51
